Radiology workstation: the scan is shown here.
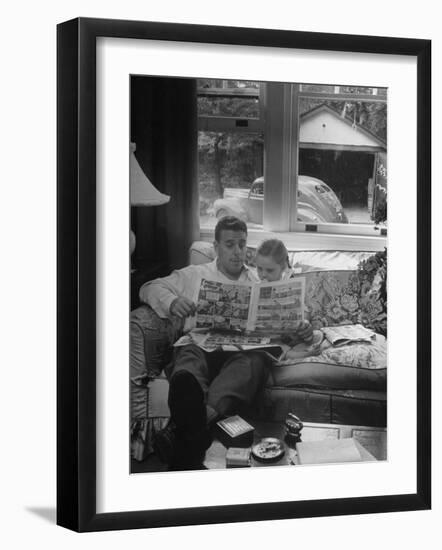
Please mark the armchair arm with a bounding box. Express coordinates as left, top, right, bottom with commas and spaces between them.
130, 305, 178, 460
130, 305, 180, 421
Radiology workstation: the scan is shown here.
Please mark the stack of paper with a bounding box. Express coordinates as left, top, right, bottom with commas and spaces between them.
296, 437, 376, 465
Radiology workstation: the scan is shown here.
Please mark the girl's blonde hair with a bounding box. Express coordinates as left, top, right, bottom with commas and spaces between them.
256, 239, 290, 269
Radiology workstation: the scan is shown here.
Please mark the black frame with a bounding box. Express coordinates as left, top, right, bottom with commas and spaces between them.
57, 17, 431, 532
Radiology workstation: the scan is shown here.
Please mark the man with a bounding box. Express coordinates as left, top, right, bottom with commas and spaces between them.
140, 216, 311, 470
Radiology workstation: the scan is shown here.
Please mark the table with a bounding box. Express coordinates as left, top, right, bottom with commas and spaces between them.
203, 420, 387, 469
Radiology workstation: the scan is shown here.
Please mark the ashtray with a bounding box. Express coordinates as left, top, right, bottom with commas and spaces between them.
251, 437, 285, 463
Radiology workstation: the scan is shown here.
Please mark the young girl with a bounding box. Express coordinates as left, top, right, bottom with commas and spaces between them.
255, 238, 313, 345
255, 238, 293, 282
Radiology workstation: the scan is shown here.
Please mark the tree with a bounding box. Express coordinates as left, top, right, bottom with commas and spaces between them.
198, 82, 263, 200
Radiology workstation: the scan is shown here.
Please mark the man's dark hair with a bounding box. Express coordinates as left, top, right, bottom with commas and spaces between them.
214, 216, 248, 242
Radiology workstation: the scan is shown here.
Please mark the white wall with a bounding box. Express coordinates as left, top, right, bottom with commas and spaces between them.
300, 109, 382, 147
0, 1, 439, 548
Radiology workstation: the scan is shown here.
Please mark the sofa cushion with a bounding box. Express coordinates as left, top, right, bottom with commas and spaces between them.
300, 337, 387, 370
189, 241, 216, 265
290, 250, 374, 272
270, 362, 386, 391
259, 386, 386, 427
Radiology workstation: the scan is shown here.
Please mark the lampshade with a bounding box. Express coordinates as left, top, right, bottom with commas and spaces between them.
130, 142, 170, 206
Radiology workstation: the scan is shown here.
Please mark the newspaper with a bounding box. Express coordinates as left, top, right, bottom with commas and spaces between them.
194, 277, 306, 335
172, 276, 305, 354
173, 330, 284, 357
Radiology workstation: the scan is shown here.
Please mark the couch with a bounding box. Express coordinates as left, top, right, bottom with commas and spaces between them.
130, 242, 387, 461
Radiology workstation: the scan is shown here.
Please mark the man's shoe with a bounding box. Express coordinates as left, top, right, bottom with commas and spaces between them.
156, 371, 213, 468
155, 423, 212, 469
168, 430, 212, 471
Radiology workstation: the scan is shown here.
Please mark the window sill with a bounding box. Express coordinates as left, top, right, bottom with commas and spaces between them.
199, 226, 386, 252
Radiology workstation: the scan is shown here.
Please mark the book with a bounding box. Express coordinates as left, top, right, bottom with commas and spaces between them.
225, 447, 252, 468
193, 276, 306, 335
321, 324, 375, 347
216, 415, 255, 448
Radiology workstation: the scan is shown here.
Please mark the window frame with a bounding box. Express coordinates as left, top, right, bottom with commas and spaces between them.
197, 80, 388, 247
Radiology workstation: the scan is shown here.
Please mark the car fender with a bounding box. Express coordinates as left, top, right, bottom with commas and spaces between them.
297, 204, 327, 223
213, 198, 248, 220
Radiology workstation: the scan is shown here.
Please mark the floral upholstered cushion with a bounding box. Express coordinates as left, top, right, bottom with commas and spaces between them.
298, 334, 387, 370
303, 267, 386, 336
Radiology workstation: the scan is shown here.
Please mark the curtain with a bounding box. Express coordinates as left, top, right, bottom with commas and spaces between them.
130, 76, 199, 273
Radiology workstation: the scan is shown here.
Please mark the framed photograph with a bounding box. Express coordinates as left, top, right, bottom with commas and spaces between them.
57, 17, 431, 532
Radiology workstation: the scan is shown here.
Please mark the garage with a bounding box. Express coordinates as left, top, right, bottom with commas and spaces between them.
298, 104, 387, 224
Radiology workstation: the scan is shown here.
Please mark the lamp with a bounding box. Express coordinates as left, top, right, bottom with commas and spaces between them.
130, 142, 170, 254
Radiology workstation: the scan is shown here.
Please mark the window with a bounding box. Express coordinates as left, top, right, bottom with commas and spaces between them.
197, 79, 387, 242
298, 97, 387, 225
198, 80, 264, 230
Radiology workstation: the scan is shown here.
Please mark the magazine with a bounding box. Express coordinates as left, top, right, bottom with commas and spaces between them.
321, 324, 375, 346
193, 276, 306, 335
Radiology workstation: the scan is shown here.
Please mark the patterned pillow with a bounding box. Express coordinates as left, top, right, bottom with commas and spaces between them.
303, 267, 386, 336
304, 270, 361, 328
357, 249, 387, 336
299, 335, 387, 370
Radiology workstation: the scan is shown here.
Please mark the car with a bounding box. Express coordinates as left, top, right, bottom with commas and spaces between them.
213, 175, 348, 224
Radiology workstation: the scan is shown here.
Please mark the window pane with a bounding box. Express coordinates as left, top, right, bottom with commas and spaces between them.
197, 96, 260, 118
197, 79, 260, 118
338, 85, 387, 97
299, 84, 336, 93
198, 131, 264, 230
300, 83, 387, 98
298, 97, 387, 226
198, 79, 260, 90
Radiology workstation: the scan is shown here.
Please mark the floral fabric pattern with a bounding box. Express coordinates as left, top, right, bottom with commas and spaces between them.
303, 251, 387, 337
301, 334, 387, 370
357, 249, 387, 336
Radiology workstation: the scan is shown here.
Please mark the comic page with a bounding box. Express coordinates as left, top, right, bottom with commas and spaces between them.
195, 279, 252, 332
250, 277, 305, 334
194, 276, 306, 335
